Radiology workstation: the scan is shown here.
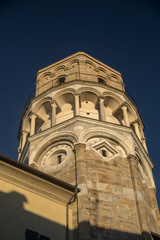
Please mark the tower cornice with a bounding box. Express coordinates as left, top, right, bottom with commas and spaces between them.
36, 51, 122, 76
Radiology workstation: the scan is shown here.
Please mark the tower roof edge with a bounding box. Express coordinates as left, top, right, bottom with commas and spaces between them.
36, 51, 122, 77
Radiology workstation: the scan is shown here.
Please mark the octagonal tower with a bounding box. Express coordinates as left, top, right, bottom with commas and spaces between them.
18, 52, 160, 240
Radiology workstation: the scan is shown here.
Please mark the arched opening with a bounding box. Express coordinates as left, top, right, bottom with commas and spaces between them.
23, 117, 31, 134
58, 76, 65, 85
98, 77, 106, 85
37, 140, 75, 173
35, 101, 51, 132
104, 96, 121, 125
126, 105, 137, 125
35, 117, 44, 133
80, 91, 99, 120
56, 93, 75, 124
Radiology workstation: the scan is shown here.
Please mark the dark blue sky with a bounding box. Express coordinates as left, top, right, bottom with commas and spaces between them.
0, 0, 160, 207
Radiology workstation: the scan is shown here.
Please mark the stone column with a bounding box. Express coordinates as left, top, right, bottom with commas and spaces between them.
142, 137, 148, 152
121, 105, 130, 126
75, 94, 80, 116
140, 127, 148, 152
99, 97, 106, 121
51, 101, 57, 126
128, 154, 151, 240
30, 113, 37, 136
22, 131, 28, 149
17, 136, 22, 160
133, 122, 141, 140
17, 147, 21, 160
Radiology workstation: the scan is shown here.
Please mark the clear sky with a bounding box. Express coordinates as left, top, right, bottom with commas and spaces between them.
0, 0, 160, 207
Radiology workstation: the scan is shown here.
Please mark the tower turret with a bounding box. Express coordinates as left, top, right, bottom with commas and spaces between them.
18, 52, 160, 240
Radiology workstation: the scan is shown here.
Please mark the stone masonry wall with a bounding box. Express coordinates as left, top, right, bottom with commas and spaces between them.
48, 142, 159, 240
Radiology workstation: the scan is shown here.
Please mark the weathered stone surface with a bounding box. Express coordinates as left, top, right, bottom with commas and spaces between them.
18, 52, 160, 239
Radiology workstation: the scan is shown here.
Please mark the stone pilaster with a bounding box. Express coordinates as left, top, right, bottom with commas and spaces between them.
121, 105, 130, 127
22, 131, 28, 149
74, 143, 91, 240
99, 97, 106, 121
128, 154, 152, 240
51, 101, 57, 126
75, 94, 80, 116
133, 122, 141, 140
30, 113, 37, 136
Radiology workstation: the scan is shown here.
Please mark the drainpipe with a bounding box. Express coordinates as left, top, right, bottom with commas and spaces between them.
66, 188, 79, 240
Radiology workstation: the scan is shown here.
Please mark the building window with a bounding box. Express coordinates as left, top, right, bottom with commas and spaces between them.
25, 229, 50, 240
58, 76, 65, 84
98, 77, 106, 85
57, 154, 62, 164
102, 149, 107, 157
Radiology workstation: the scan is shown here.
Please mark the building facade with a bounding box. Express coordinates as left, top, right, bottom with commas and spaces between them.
0, 154, 77, 240
18, 52, 160, 239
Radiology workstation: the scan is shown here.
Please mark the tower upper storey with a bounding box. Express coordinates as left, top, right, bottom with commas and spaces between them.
18, 52, 148, 166
36, 52, 125, 96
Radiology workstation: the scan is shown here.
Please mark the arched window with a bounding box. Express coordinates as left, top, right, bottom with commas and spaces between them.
98, 77, 106, 85
58, 76, 65, 84
80, 91, 99, 120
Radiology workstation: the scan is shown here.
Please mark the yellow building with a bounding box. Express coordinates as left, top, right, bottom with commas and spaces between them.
0, 154, 79, 240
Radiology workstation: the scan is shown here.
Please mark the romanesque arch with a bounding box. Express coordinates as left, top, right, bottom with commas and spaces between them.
29, 133, 78, 166
56, 93, 75, 124
80, 127, 132, 156
79, 91, 100, 120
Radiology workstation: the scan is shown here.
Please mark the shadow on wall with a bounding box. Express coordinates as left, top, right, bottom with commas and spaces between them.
73, 222, 156, 240
0, 191, 157, 240
0, 191, 70, 240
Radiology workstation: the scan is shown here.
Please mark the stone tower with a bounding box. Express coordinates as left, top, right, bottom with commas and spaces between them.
18, 52, 160, 239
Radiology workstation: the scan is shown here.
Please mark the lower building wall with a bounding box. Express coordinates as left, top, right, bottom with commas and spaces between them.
0, 175, 73, 240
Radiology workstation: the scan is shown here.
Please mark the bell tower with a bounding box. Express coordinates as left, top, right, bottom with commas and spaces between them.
18, 52, 160, 239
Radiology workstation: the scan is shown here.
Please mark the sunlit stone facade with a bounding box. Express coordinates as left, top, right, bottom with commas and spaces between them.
18, 52, 160, 239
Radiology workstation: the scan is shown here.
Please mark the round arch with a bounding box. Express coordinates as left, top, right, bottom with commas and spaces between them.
102, 91, 123, 104
40, 71, 52, 79
80, 127, 133, 155
109, 73, 122, 82
54, 65, 66, 73
97, 75, 108, 85
67, 59, 80, 68
32, 97, 52, 113
77, 87, 101, 97
53, 88, 76, 101
97, 67, 108, 76
29, 132, 78, 164
85, 60, 97, 70
55, 92, 75, 123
